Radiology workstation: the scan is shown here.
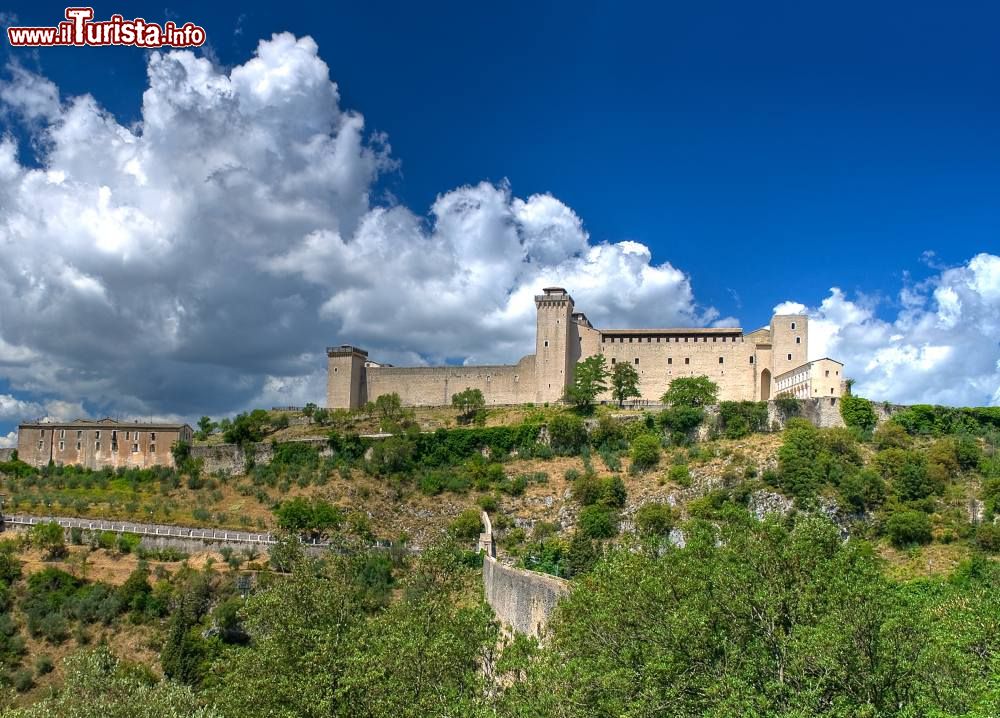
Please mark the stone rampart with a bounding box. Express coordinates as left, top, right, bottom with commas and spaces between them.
480, 511, 568, 637
0, 449, 14, 463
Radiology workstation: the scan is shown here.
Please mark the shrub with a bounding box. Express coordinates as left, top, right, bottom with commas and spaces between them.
629, 434, 661, 471
35, 655, 54, 676
874, 449, 937, 501
635, 503, 675, 537
548, 414, 588, 455
668, 464, 692, 487
717, 401, 769, 438
974, 523, 1000, 553
12, 668, 33, 692
30, 521, 67, 560
886, 510, 933, 548
657, 406, 705, 445
448, 509, 483, 542
577, 505, 618, 540
873, 421, 911, 450
840, 395, 877, 432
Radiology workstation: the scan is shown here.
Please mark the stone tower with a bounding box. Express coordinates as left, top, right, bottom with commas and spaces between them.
534, 287, 574, 403
770, 314, 808, 378
326, 345, 368, 409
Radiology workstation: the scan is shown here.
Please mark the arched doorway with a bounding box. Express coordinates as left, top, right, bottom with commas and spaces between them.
760, 369, 771, 401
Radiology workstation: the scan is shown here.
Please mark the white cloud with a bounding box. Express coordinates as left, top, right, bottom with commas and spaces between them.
0, 431, 17, 449
0, 394, 42, 421
776, 253, 1000, 406
0, 33, 712, 417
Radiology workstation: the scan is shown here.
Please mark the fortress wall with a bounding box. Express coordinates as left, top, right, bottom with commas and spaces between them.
483, 555, 569, 637
0, 449, 14, 463
365, 356, 536, 407
597, 337, 757, 402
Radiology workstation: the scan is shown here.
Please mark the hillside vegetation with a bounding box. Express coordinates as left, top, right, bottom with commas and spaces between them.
0, 378, 998, 715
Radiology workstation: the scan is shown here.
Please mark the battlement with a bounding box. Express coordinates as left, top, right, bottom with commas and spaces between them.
326, 345, 368, 358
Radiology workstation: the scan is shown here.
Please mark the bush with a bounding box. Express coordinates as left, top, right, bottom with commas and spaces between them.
668, 463, 692, 487
974, 523, 1000, 553
886, 510, 933, 548
275, 497, 344, 536
873, 421, 911, 450
35, 655, 54, 676
661, 376, 719, 408
657, 406, 705, 445
717, 401, 769, 438
774, 395, 800, 418
30, 521, 67, 559
874, 449, 937, 501
549, 414, 588, 455
448, 509, 483, 542
635, 503, 675, 537
629, 435, 661, 471
577, 505, 618, 540
12, 668, 34, 692
840, 395, 877, 432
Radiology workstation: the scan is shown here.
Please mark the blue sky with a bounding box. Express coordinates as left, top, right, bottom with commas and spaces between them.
0, 1, 997, 440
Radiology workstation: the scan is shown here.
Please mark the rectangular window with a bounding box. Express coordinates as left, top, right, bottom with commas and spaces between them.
749, 356, 754, 364
95, 431, 101, 440
719, 357, 724, 364
76, 442, 81, 451
37, 441, 43, 449
796, 337, 801, 344
151, 432, 156, 441
787, 353, 792, 361
112, 442, 118, 452
59, 429, 65, 439
95, 442, 101, 451
132, 444, 139, 453
684, 358, 690, 365
544, 340, 548, 347
634, 357, 639, 365
58, 441, 64, 450
791, 322, 796, 329
825, 370, 830, 377
76, 430, 82, 439
611, 357, 616, 365
150, 444, 156, 453
668, 358, 672, 365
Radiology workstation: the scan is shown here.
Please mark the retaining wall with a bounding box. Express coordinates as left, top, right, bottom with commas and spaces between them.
480, 511, 569, 637
0, 449, 14, 463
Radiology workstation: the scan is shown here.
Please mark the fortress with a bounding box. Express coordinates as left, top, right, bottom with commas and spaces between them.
327, 287, 845, 409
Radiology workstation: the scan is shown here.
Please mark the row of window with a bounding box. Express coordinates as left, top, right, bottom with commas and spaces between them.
37, 429, 157, 441
42, 440, 156, 453
602, 335, 743, 344
610, 356, 758, 366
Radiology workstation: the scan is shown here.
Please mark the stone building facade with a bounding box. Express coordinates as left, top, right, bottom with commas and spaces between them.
774, 358, 845, 400
16, 418, 193, 470
327, 287, 844, 408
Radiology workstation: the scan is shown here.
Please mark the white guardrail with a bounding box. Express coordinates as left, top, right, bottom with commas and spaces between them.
4, 514, 287, 546
2, 514, 401, 550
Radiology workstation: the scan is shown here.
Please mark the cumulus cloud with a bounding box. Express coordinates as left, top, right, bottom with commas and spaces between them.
0, 33, 711, 418
776, 253, 1000, 406
0, 431, 17, 449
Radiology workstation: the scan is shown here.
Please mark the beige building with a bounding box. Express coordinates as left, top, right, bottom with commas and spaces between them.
774, 358, 845, 400
327, 287, 844, 408
17, 418, 193, 470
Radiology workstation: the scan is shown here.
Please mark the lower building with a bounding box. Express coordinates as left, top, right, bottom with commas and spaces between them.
773, 358, 845, 400
327, 287, 846, 408
16, 418, 193, 470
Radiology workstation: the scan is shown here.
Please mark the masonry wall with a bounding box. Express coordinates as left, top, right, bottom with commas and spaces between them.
0, 449, 14, 463
17, 425, 190, 470
364, 356, 537, 407
482, 555, 569, 637
597, 333, 758, 402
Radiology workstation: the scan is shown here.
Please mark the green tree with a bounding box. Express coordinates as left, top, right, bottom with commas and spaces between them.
194, 416, 215, 441
610, 362, 641, 407
0, 647, 220, 718
30, 521, 67, 560
373, 393, 403, 423
886, 509, 933, 547
661, 376, 719, 408
629, 434, 661, 471
840, 394, 878, 432
634, 502, 675, 537
548, 413, 587, 455
564, 355, 610, 412
452, 387, 486, 424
